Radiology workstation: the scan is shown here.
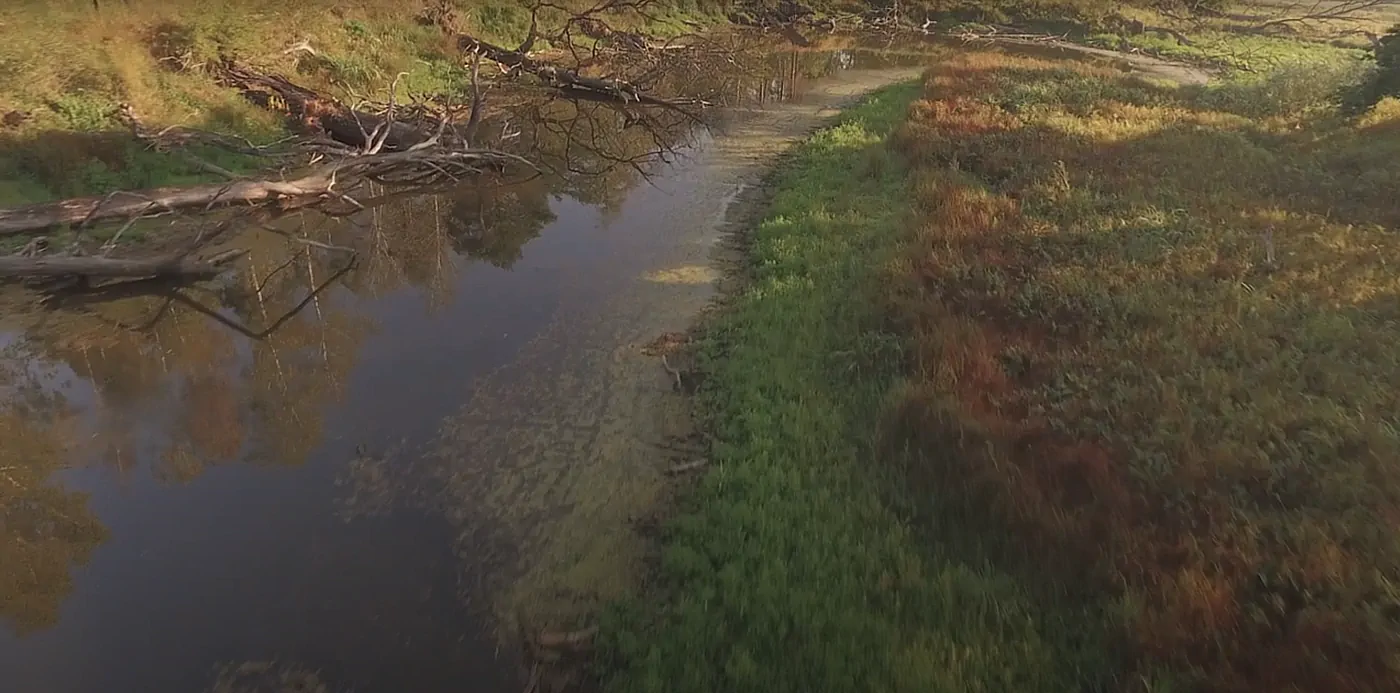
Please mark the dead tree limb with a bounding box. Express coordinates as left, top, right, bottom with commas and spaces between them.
0, 248, 245, 280
0, 147, 533, 236
453, 33, 705, 108
218, 63, 430, 151
423, 0, 706, 109
1250, 0, 1389, 30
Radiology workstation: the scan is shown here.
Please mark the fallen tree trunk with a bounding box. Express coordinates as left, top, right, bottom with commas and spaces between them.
0, 176, 337, 237
0, 249, 245, 280
0, 147, 530, 237
218, 64, 428, 151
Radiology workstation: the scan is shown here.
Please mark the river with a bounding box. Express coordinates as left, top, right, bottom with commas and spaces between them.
0, 34, 947, 693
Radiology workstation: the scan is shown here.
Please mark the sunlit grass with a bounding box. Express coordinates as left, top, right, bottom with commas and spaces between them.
890, 49, 1400, 692
0, 0, 727, 203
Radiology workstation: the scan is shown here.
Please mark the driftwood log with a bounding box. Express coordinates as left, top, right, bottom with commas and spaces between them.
0, 248, 245, 280
0, 179, 335, 237
0, 146, 530, 237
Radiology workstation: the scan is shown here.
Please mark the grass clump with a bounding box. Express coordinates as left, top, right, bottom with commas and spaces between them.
889, 49, 1400, 691
599, 83, 1113, 693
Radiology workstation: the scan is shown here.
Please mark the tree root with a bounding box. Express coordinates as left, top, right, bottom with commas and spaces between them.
0, 248, 246, 280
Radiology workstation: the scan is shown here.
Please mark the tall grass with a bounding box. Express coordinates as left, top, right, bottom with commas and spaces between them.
599, 83, 1114, 693
890, 50, 1400, 692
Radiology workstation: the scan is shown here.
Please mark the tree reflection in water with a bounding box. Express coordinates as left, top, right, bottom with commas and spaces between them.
0, 39, 898, 644
0, 78, 711, 638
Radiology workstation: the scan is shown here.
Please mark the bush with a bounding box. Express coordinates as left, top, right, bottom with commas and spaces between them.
1342, 25, 1400, 113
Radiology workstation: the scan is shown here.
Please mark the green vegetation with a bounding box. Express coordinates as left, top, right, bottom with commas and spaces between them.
603, 23, 1400, 693
2, 0, 1392, 206
890, 50, 1400, 691
1086, 25, 1366, 72
600, 84, 1114, 693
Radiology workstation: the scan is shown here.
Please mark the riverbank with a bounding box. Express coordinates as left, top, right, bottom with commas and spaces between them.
3, 0, 1381, 208
598, 82, 1113, 693
0, 0, 724, 205
601, 42, 1400, 693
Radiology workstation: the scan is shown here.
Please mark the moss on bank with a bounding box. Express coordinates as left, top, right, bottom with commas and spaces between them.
598, 83, 1114, 693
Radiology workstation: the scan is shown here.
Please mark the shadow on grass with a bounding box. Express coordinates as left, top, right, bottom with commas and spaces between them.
0, 126, 273, 206
890, 51, 1400, 692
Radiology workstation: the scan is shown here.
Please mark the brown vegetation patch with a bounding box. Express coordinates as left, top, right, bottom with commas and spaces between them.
888, 51, 1400, 692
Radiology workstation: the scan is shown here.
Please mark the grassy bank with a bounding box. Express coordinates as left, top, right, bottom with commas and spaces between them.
599, 84, 1113, 693
601, 36, 1400, 693
890, 51, 1400, 690
0, 0, 726, 205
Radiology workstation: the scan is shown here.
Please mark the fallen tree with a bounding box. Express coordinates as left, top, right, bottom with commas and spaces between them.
0, 59, 532, 283
0, 145, 531, 237
217, 63, 432, 151
0, 248, 245, 280
0, 0, 693, 284
455, 34, 694, 107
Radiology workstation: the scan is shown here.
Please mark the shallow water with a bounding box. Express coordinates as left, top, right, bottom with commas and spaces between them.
0, 41, 938, 693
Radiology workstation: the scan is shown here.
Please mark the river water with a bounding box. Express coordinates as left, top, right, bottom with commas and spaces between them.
0, 36, 945, 693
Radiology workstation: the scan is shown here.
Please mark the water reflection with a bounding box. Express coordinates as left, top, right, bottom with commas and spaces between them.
0, 341, 106, 635
0, 40, 942, 693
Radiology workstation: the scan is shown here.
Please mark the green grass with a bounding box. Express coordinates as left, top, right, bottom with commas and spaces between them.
598, 83, 1113, 693
1085, 27, 1368, 74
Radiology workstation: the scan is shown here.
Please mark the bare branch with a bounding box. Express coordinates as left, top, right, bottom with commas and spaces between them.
1241, 0, 1388, 30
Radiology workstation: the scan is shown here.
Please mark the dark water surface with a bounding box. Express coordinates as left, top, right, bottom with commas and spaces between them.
0, 40, 939, 693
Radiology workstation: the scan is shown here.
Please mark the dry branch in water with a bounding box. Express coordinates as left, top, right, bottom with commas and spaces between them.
0, 63, 528, 282
0, 248, 246, 280
452, 33, 706, 108
0, 145, 526, 237
0, 61, 531, 239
